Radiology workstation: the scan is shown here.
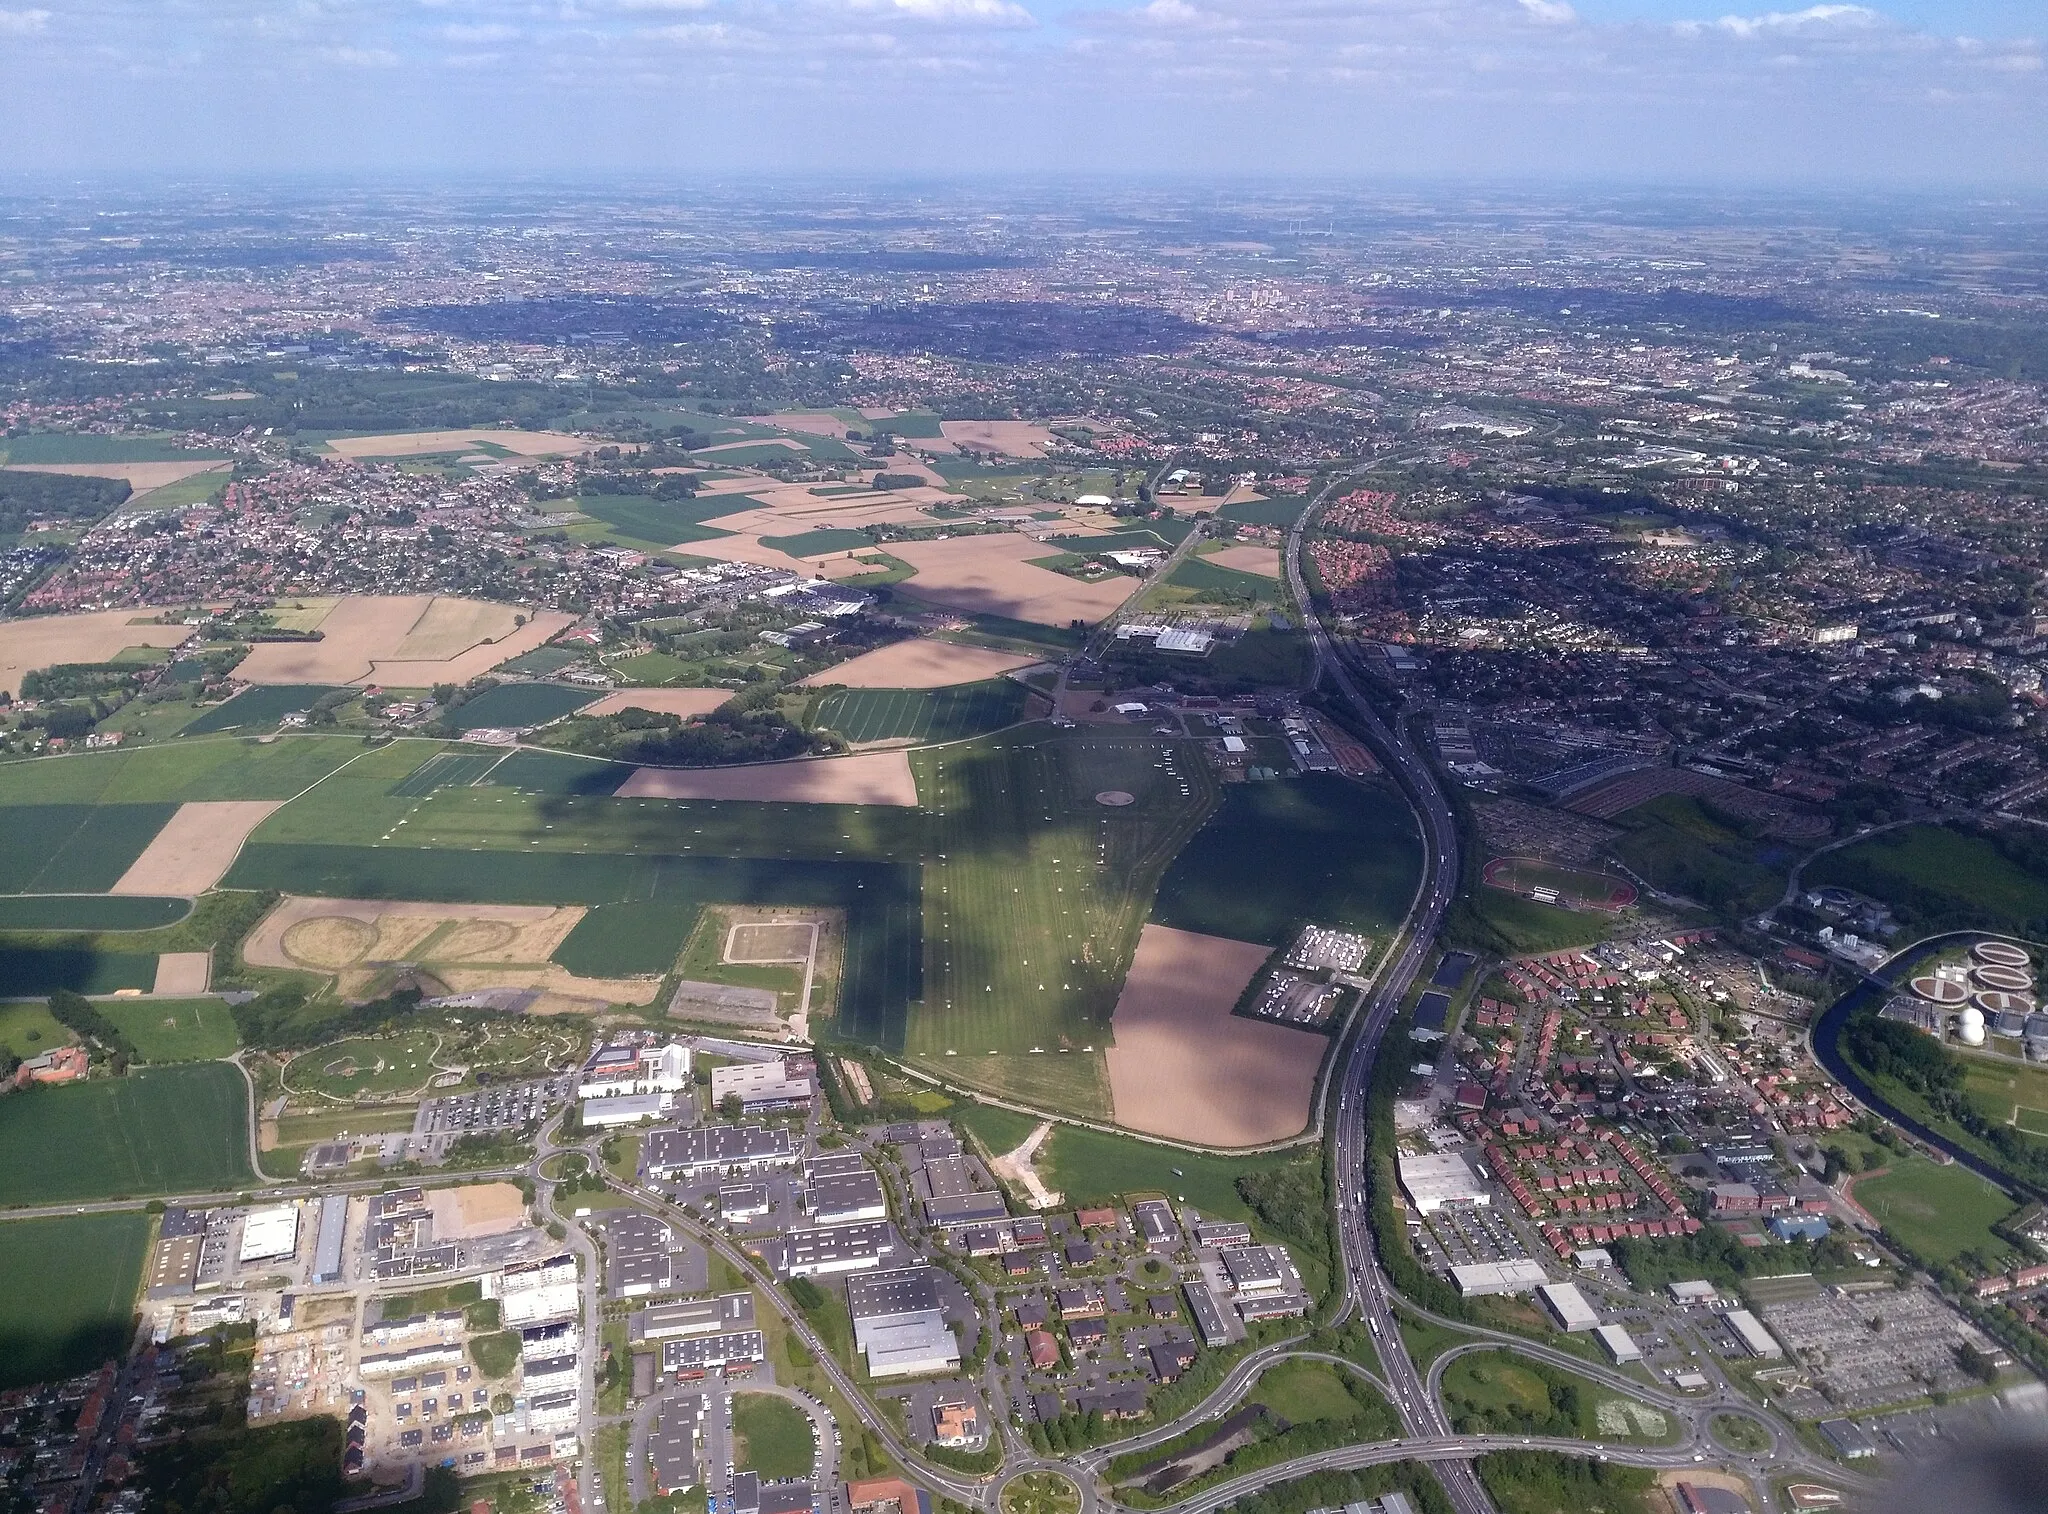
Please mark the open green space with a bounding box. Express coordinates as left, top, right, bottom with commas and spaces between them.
1164, 556, 1284, 605
0, 803, 176, 893
387, 749, 505, 797
469, 1330, 522, 1379
0, 895, 190, 931
761, 527, 876, 558
1219, 493, 1311, 527
0, 1062, 251, 1204
498, 645, 588, 677
0, 1001, 68, 1059
98, 998, 240, 1063
1853, 1157, 2023, 1267
0, 1211, 149, 1390
938, 613, 1088, 652
572, 494, 738, 550
810, 680, 1034, 745
731, 1393, 813, 1479
486, 748, 632, 796
1441, 1351, 1674, 1443
1449, 887, 1606, 956
1150, 774, 1421, 946
1609, 793, 1785, 916
180, 685, 346, 736
1249, 1360, 1371, 1424
131, 469, 231, 511
992, 1117, 1295, 1222
0, 734, 366, 805
553, 900, 697, 977
1711, 1413, 1772, 1453
0, 947, 158, 998
1001, 1471, 1081, 1514
1476, 1451, 1658, 1514
283, 1030, 448, 1100
442, 683, 597, 732
1807, 824, 2048, 935
0, 434, 230, 464
908, 729, 1219, 1060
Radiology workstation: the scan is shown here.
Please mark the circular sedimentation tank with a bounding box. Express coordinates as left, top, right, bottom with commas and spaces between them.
1973, 963, 2032, 993
1974, 990, 2033, 1017
1972, 939, 2031, 969
1911, 975, 1968, 1005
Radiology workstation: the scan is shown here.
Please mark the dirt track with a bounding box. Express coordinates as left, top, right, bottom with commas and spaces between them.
1106, 924, 1325, 1147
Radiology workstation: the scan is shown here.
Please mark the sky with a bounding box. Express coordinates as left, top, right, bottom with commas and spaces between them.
0, 0, 2041, 184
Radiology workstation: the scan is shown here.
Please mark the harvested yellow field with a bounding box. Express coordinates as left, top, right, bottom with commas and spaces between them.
744, 412, 852, 438
0, 609, 192, 698
151, 953, 212, 995
233, 595, 574, 686
111, 800, 283, 895
430, 1183, 527, 1239
579, 688, 732, 719
243, 895, 658, 1010
799, 638, 1041, 688
936, 420, 1058, 458
887, 534, 1132, 626
2, 460, 227, 495
616, 750, 919, 806
1206, 545, 1282, 578
1106, 924, 1326, 1147
323, 429, 597, 460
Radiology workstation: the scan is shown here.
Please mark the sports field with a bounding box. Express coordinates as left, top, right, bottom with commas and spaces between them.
1853, 1157, 2023, 1267
810, 680, 1033, 744
97, 998, 240, 1063
0, 1063, 251, 1204
0, 803, 176, 892
1481, 857, 1637, 911
0, 1212, 149, 1390
1151, 774, 1422, 946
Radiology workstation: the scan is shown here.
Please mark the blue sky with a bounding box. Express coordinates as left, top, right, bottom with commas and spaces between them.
0, 1, 2040, 183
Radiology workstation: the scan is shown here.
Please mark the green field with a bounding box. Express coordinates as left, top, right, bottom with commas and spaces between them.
0, 1212, 149, 1390
387, 749, 506, 797
486, 749, 631, 796
731, 1393, 813, 1479
180, 685, 346, 736
1150, 774, 1421, 946
0, 947, 159, 998
1219, 493, 1311, 527
0, 1001, 68, 1059
444, 683, 598, 732
1441, 1352, 1674, 1443
0, 434, 230, 464
0, 1063, 251, 1204
97, 998, 239, 1063
1165, 557, 1284, 605
132, 469, 231, 511
497, 646, 587, 677
0, 896, 190, 930
950, 1109, 1293, 1221
1250, 1360, 1372, 1424
1853, 1157, 2024, 1267
572, 495, 738, 550
1610, 794, 1784, 917
0, 804, 176, 893
1808, 824, 2048, 935
810, 680, 1034, 745
761, 527, 876, 558
908, 730, 1218, 1062
0, 734, 366, 805
553, 901, 697, 977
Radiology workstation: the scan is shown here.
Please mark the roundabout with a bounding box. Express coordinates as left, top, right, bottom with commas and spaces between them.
999, 1468, 1082, 1514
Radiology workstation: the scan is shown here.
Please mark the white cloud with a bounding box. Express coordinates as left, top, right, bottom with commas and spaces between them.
848, 0, 1036, 25
327, 45, 402, 66
618, 0, 714, 10
1693, 5, 1877, 40
0, 7, 50, 33
440, 23, 519, 42
1516, 0, 1576, 24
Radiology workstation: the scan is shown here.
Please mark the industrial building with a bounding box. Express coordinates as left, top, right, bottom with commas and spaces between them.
1538, 1281, 1599, 1332
632, 1292, 756, 1342
238, 1204, 302, 1265
805, 1162, 889, 1227
580, 1092, 667, 1128
923, 1193, 1010, 1231
660, 1330, 767, 1375
311, 1194, 349, 1286
1397, 1152, 1490, 1214
1722, 1308, 1784, 1360
709, 1059, 816, 1114
1594, 1323, 1641, 1364
766, 1222, 897, 1278
578, 1041, 692, 1100
845, 1266, 959, 1378
1450, 1259, 1548, 1297
644, 1124, 797, 1180
604, 1212, 675, 1298
650, 1396, 705, 1494
1184, 1281, 1234, 1347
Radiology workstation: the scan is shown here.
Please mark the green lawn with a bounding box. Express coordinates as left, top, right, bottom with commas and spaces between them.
97, 998, 240, 1062
761, 528, 876, 558
1250, 1360, 1369, 1424
1038, 1122, 1298, 1221
1853, 1157, 2024, 1267
572, 495, 738, 550
0, 734, 366, 804
0, 1212, 149, 1389
0, 947, 159, 998
1610, 794, 1784, 917
1808, 824, 2048, 934
1150, 774, 1421, 946
0, 804, 176, 893
1218, 493, 1311, 527
553, 901, 697, 977
731, 1393, 813, 1479
0, 434, 229, 464
810, 680, 1035, 745
0, 1001, 68, 1059
0, 1063, 251, 1204
1165, 557, 1284, 606
283, 1031, 446, 1100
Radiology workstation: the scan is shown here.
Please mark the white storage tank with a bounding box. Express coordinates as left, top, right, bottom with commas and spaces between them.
1957, 1006, 1988, 1047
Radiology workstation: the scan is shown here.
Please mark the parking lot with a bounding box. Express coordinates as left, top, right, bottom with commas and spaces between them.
1416, 1203, 1535, 1271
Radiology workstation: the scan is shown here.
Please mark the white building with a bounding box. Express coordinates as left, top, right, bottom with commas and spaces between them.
1397, 1152, 1490, 1214
578, 1042, 692, 1102
1722, 1308, 1784, 1360
710, 1060, 815, 1114
497, 1255, 580, 1326
238, 1205, 301, 1265
580, 1092, 666, 1128
1594, 1323, 1641, 1364
1538, 1281, 1599, 1332
846, 1267, 958, 1379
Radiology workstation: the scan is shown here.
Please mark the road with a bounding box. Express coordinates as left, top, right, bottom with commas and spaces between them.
1282, 476, 1496, 1514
